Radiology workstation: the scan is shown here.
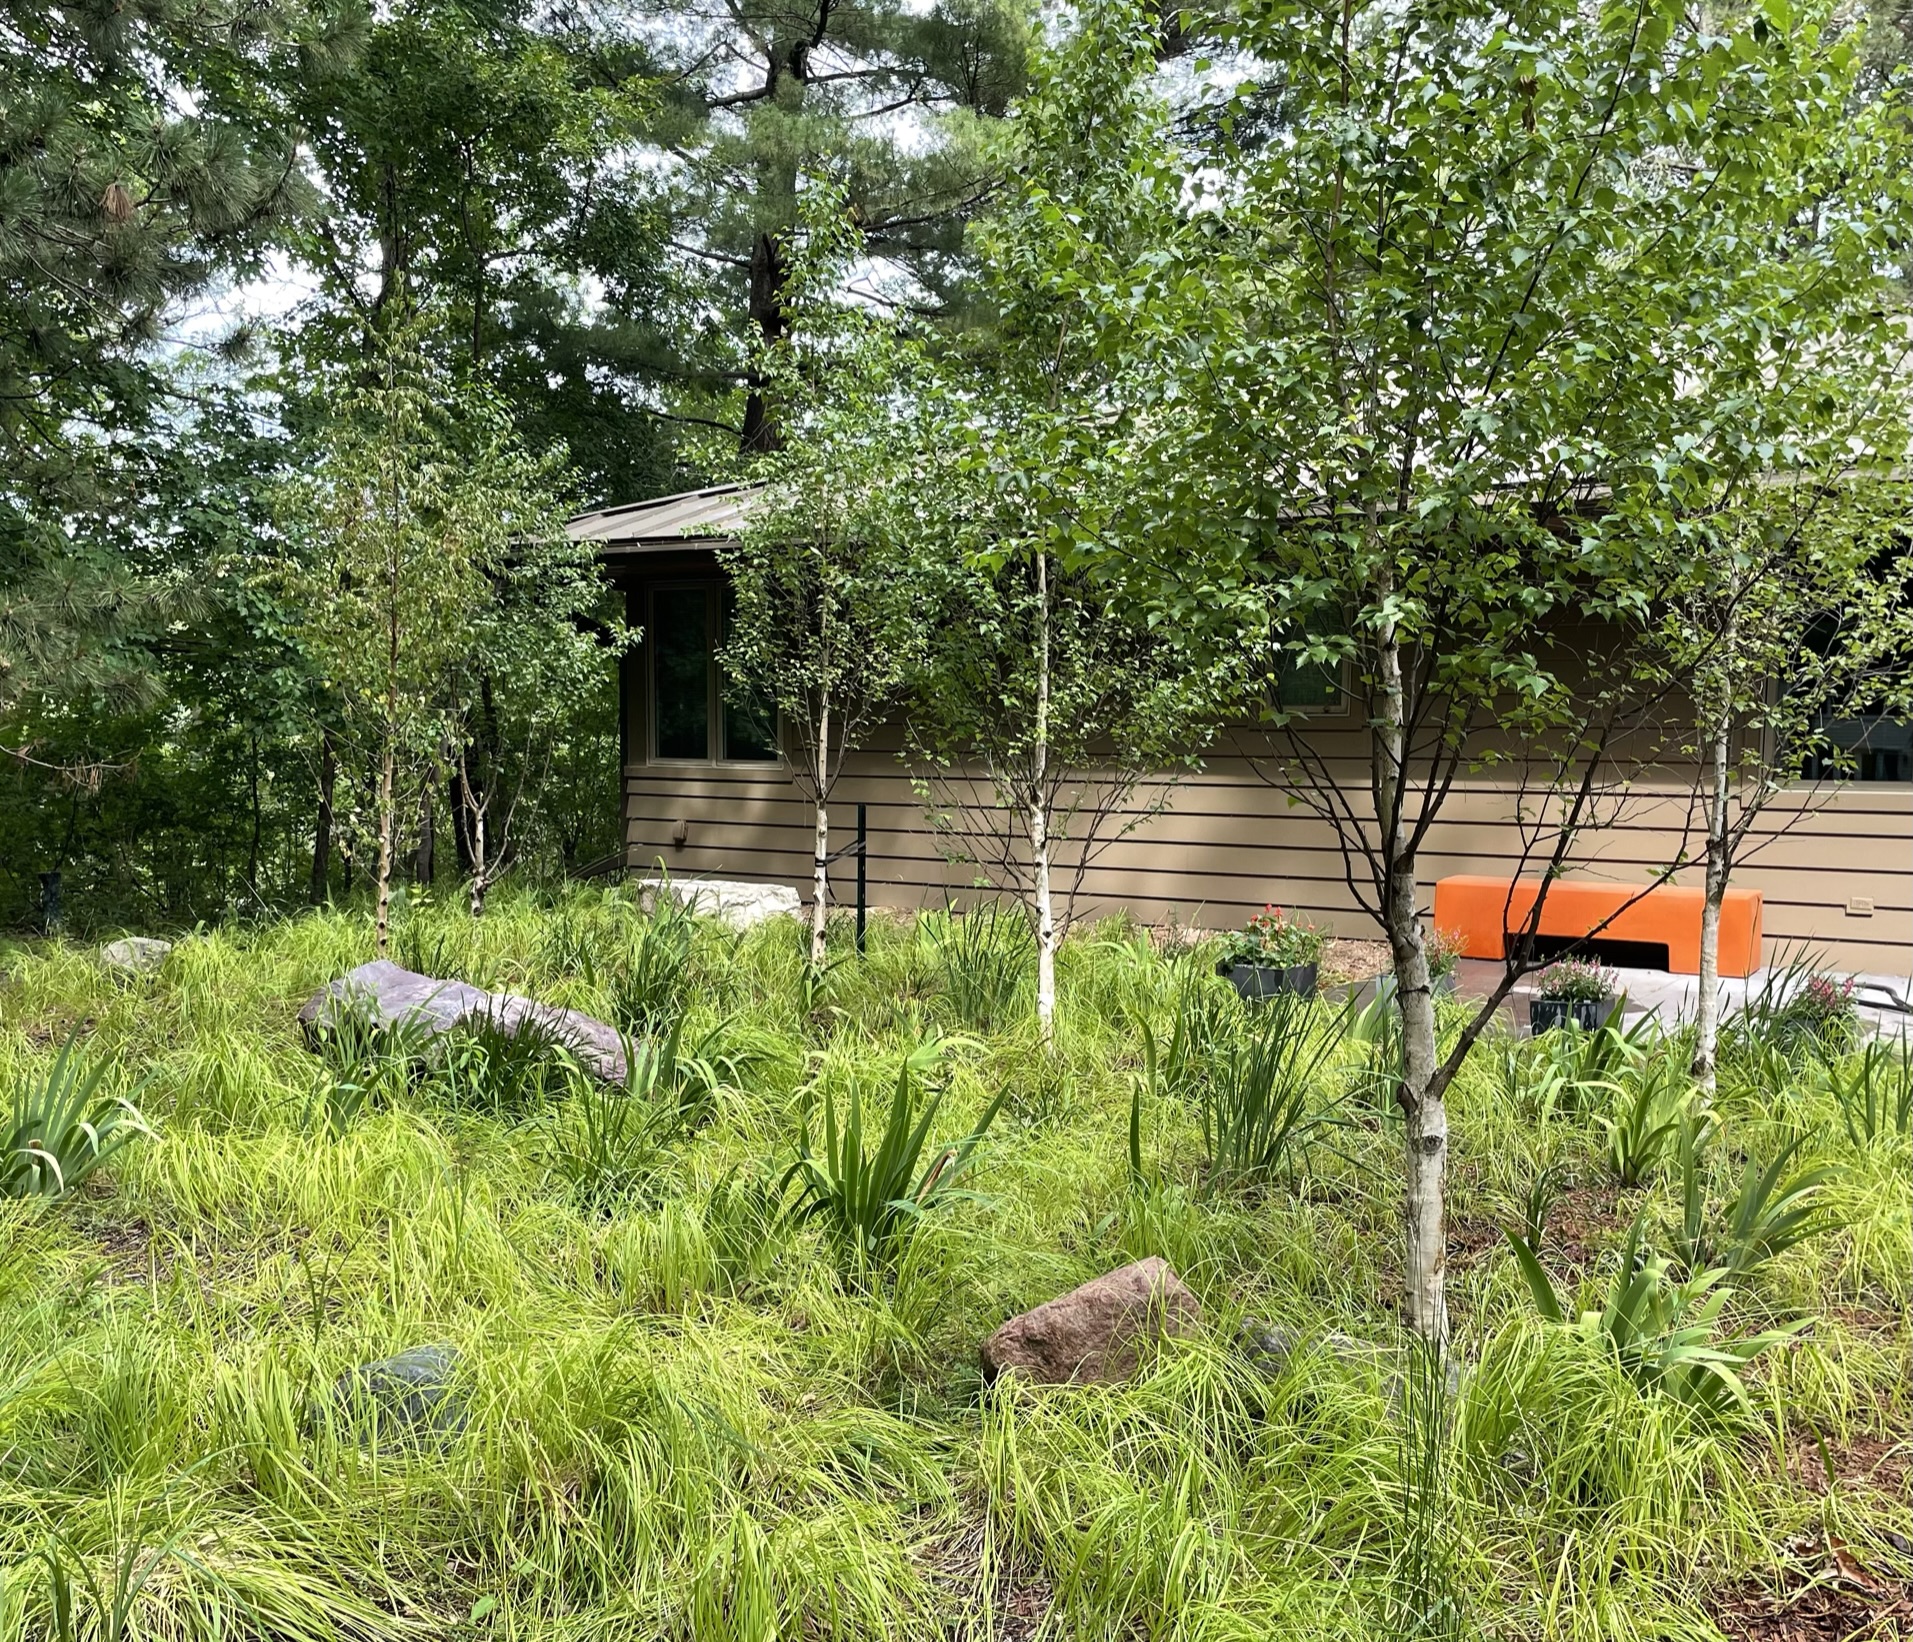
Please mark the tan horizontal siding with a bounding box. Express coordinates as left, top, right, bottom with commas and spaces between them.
624, 755, 1913, 974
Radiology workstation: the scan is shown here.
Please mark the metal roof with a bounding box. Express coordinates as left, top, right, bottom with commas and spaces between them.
566, 481, 762, 556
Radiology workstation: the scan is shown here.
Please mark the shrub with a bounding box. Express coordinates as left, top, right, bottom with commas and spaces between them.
4, 1036, 151, 1199
1507, 1220, 1807, 1415
780, 1039, 1003, 1277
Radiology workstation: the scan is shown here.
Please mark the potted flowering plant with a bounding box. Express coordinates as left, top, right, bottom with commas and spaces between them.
1217, 905, 1326, 1001
1426, 926, 1464, 995
1530, 958, 1616, 1034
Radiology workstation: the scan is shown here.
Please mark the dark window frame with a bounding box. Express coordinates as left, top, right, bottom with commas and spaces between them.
643, 580, 782, 767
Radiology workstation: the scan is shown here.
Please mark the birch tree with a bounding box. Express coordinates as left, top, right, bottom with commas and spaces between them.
719, 180, 934, 968
905, 544, 1219, 1039
984, 0, 1908, 1341
286, 338, 584, 951
1659, 487, 1913, 1088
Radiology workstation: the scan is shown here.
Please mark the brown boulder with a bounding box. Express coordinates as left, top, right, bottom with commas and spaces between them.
980, 1258, 1200, 1385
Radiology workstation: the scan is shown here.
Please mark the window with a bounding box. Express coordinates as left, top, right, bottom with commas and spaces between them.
647, 583, 780, 763
1271, 650, 1346, 711
1803, 712, 1912, 783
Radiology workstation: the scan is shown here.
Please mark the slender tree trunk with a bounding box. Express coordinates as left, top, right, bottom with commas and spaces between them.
312, 729, 335, 904
416, 783, 435, 888
1691, 688, 1733, 1092
1031, 550, 1056, 1040
1375, 591, 1446, 1347
245, 732, 263, 903
374, 739, 396, 956
468, 773, 489, 918
809, 694, 832, 969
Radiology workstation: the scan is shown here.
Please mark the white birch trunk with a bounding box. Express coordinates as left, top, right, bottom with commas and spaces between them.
1031, 550, 1056, 1040
809, 695, 832, 970
1375, 593, 1447, 1347
1691, 697, 1732, 1092
374, 740, 396, 957
469, 803, 489, 919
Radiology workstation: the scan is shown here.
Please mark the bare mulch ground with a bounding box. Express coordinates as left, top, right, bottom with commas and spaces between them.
1714, 1530, 1913, 1642
1322, 938, 1392, 984
922, 1518, 1056, 1642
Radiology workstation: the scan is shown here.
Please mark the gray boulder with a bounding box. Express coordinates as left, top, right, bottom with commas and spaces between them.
100, 936, 171, 975
1236, 1321, 1372, 1376
981, 1257, 1201, 1386
638, 876, 800, 932
333, 1343, 465, 1441
299, 960, 627, 1083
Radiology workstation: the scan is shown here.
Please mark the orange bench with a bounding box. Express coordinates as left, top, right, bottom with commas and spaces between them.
1431, 875, 1764, 977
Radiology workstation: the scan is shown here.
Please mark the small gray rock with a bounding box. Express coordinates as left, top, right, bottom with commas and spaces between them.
333, 1343, 465, 1441
1236, 1320, 1371, 1376
100, 936, 171, 974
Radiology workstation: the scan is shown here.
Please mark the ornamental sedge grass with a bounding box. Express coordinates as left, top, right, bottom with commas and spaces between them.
0, 886, 1904, 1640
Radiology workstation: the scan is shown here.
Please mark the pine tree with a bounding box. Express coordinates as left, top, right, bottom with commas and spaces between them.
631, 0, 1034, 449
0, 0, 352, 750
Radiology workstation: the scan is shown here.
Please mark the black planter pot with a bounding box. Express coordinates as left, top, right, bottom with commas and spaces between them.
1530, 996, 1609, 1034
1221, 960, 1319, 1002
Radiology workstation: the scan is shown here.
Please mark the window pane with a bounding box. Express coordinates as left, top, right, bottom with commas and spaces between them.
652, 587, 710, 759
723, 694, 780, 762
1806, 712, 1913, 782
1272, 651, 1343, 710
719, 585, 779, 760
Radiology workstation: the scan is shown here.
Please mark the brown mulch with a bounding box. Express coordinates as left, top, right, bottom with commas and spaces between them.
1322, 938, 1392, 984
1782, 1432, 1912, 1501
921, 1518, 1055, 1642
1535, 1181, 1634, 1269
1714, 1581, 1913, 1641
1714, 1534, 1913, 1642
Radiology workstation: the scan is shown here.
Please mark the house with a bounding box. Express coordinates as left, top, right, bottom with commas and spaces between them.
569, 483, 1913, 977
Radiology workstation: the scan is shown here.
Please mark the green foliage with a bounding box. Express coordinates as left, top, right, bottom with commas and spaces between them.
1534, 961, 1616, 1005
1137, 964, 1238, 1104
1218, 905, 1326, 969
1815, 1038, 1913, 1146
1602, 1061, 1692, 1188
1669, 1128, 1836, 1283
1201, 997, 1349, 1189
285, 0, 672, 502
0, 0, 346, 738
1507, 1221, 1807, 1415
305, 1004, 434, 1137
610, 890, 698, 1036
925, 903, 1032, 1034
0, 865, 1902, 1642
1511, 1160, 1571, 1253
432, 1014, 580, 1117
780, 1039, 1002, 1276
3, 1035, 150, 1198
